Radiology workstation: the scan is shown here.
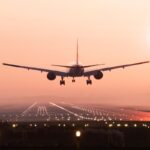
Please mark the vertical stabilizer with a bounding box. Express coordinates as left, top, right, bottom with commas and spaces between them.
76, 39, 79, 65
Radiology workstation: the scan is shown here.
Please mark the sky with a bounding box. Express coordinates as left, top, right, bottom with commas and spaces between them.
0, 0, 150, 105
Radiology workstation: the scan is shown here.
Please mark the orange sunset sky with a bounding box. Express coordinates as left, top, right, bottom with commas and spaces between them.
0, 0, 150, 105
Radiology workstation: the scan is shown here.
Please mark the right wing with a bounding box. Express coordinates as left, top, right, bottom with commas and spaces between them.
84, 61, 149, 76
2, 63, 68, 77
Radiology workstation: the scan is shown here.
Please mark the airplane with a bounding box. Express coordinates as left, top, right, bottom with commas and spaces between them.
2, 40, 149, 85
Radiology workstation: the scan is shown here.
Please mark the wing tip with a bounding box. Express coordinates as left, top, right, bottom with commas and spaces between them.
144, 61, 150, 64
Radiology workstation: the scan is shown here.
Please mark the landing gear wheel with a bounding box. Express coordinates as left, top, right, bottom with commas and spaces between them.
60, 80, 65, 85
86, 80, 92, 85
72, 79, 75, 83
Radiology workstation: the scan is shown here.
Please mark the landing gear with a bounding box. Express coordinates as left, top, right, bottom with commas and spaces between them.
60, 77, 65, 85
86, 76, 92, 85
72, 77, 75, 83
60, 80, 65, 85
86, 79, 92, 85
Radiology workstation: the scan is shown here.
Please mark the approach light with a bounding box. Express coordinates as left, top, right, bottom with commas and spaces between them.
75, 130, 81, 138
143, 124, 147, 127
109, 124, 113, 127
12, 124, 17, 128
117, 124, 121, 127
29, 124, 33, 127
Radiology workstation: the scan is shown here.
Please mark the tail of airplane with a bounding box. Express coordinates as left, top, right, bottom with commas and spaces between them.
75, 39, 105, 67
76, 39, 79, 65
52, 39, 105, 68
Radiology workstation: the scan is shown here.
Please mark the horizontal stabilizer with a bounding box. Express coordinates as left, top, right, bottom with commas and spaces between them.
52, 64, 105, 68
82, 64, 105, 68
52, 65, 73, 68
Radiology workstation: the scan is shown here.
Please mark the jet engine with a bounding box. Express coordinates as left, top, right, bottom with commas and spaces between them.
94, 71, 103, 80
47, 72, 56, 80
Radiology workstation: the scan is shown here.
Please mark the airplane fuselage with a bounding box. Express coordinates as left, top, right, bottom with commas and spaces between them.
69, 65, 84, 77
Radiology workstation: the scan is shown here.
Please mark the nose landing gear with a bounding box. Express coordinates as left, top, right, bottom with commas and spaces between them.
60, 77, 65, 85
60, 80, 65, 85
72, 77, 75, 83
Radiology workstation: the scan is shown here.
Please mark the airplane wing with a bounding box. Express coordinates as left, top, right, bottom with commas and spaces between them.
2, 63, 68, 77
83, 61, 149, 76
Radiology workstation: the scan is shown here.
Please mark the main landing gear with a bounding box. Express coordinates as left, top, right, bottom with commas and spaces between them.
72, 77, 75, 83
59, 77, 92, 85
86, 76, 92, 85
60, 77, 65, 85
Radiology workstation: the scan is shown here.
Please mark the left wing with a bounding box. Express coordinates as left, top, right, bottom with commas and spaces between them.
2, 63, 68, 77
84, 61, 149, 76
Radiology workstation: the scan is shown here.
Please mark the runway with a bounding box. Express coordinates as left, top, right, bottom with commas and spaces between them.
0, 101, 150, 122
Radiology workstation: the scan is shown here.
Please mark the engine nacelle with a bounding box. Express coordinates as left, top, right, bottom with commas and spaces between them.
94, 71, 103, 80
47, 72, 56, 80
